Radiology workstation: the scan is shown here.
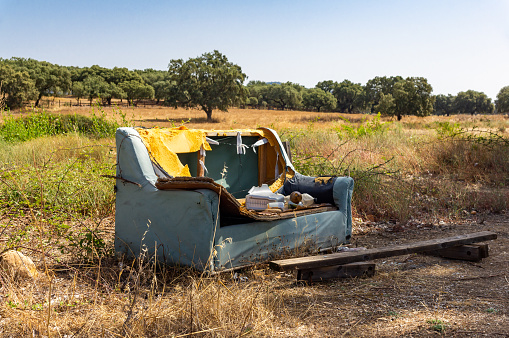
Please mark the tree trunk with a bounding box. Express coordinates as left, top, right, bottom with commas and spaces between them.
397, 114, 402, 121
35, 93, 43, 107
205, 108, 213, 121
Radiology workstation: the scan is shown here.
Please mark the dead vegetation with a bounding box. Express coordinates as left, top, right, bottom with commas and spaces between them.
0, 106, 508, 336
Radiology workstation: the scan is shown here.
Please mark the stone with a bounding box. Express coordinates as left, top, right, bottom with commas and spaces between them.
0, 250, 38, 279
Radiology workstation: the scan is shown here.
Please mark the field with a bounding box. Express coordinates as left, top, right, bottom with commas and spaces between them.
0, 105, 508, 337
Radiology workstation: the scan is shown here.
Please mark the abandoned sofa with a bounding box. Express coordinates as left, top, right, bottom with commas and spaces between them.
115, 126, 354, 272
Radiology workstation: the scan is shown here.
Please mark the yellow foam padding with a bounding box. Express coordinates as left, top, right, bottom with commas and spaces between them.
269, 168, 295, 192
137, 127, 212, 177
314, 177, 333, 185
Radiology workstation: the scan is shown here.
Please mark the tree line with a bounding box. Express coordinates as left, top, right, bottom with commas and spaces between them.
1, 52, 509, 121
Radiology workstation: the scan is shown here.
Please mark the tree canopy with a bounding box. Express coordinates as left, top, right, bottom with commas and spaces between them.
332, 80, 366, 113
119, 80, 154, 105
165, 50, 246, 121
433, 94, 455, 116
495, 86, 509, 114
454, 90, 494, 115
365, 76, 403, 113
365, 76, 434, 120
302, 88, 337, 112
6, 58, 71, 107
0, 62, 37, 109
2, 55, 507, 120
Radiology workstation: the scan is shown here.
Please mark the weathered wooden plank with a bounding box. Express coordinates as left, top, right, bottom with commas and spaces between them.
258, 143, 267, 186
197, 145, 205, 177
282, 141, 292, 164
269, 231, 497, 271
428, 243, 489, 262
297, 262, 376, 282
474, 243, 490, 259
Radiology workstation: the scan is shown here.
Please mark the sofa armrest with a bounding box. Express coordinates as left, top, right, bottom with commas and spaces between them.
116, 127, 158, 187
278, 173, 354, 240
333, 176, 354, 240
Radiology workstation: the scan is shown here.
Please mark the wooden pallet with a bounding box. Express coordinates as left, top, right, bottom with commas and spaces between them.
270, 231, 497, 281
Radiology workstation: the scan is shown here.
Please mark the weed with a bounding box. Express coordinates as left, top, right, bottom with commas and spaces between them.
427, 318, 446, 332
434, 121, 462, 137
337, 113, 391, 138
31, 303, 43, 311
0, 132, 115, 263
65, 228, 113, 262
388, 310, 400, 318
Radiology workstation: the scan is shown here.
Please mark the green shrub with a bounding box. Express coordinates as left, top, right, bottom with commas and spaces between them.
336, 113, 391, 138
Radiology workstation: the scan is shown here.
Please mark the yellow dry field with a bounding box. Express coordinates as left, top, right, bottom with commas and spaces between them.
38, 102, 509, 132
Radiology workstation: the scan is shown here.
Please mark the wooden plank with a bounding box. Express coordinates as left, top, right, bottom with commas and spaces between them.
282, 141, 292, 164
474, 243, 490, 258
258, 143, 267, 186
197, 145, 205, 177
269, 231, 497, 271
427, 243, 489, 262
297, 262, 375, 282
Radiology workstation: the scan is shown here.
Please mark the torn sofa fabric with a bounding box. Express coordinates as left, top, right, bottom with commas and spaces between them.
115, 127, 354, 271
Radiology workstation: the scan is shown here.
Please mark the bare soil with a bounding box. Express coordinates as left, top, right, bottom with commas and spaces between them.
263, 212, 509, 337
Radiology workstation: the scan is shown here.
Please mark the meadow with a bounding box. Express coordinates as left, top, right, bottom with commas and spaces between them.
0, 105, 508, 336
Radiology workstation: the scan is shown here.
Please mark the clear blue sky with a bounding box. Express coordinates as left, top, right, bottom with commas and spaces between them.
1, 0, 508, 99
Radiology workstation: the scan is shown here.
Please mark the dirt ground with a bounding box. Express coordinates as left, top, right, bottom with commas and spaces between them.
260, 212, 509, 337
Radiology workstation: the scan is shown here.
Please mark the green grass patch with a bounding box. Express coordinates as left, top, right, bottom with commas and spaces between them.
0, 109, 119, 142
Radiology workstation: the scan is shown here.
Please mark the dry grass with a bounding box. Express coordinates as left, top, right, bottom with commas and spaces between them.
33, 103, 507, 129
0, 133, 113, 167
2, 214, 508, 337
1, 105, 508, 336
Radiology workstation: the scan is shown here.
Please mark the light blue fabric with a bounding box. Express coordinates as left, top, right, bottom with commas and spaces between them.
333, 177, 354, 241
115, 127, 353, 271
215, 210, 347, 270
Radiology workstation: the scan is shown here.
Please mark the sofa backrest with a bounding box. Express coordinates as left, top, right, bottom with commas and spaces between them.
177, 135, 260, 198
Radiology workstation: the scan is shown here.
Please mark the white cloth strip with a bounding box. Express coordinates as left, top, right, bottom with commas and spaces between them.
199, 160, 208, 175
236, 132, 248, 155
200, 146, 206, 157
205, 137, 219, 145
251, 138, 268, 153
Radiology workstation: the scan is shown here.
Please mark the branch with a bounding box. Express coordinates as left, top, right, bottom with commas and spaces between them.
100, 175, 141, 187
